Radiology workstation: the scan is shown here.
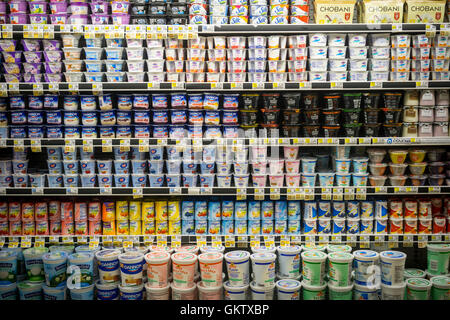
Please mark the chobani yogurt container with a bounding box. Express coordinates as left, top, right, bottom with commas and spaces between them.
276, 245, 301, 278
42, 283, 66, 300
353, 250, 380, 286
301, 250, 327, 286
68, 252, 94, 287
0, 250, 18, 284
250, 252, 276, 287
96, 280, 119, 300
23, 247, 49, 283
430, 276, 450, 300
42, 251, 68, 287
426, 244, 450, 276
118, 252, 144, 287
224, 250, 250, 287
198, 252, 223, 287
17, 281, 42, 300
380, 251, 406, 286
95, 249, 121, 284
406, 277, 432, 300
144, 251, 171, 288
328, 252, 354, 287
276, 279, 301, 300
172, 252, 197, 289
404, 268, 427, 279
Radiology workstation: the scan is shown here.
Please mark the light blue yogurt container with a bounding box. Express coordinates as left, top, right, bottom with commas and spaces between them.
70, 284, 95, 300
42, 251, 68, 287
0, 250, 18, 284
68, 252, 95, 287
96, 280, 119, 300
42, 283, 67, 300
301, 157, 317, 173
0, 282, 17, 300
17, 281, 42, 300
352, 157, 369, 174
318, 172, 335, 187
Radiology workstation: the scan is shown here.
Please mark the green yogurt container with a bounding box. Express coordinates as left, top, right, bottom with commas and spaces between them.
327, 252, 354, 287
427, 244, 450, 276
301, 281, 327, 300
406, 278, 432, 300
327, 244, 353, 253
301, 250, 327, 286
430, 276, 450, 300
404, 268, 426, 279
23, 247, 49, 283
328, 282, 353, 300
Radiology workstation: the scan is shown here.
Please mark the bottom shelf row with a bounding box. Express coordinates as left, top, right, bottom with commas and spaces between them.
0, 243, 449, 301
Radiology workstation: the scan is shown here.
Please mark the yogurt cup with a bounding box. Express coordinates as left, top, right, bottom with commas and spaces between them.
96, 280, 119, 300
354, 283, 379, 300
171, 282, 197, 300
404, 269, 427, 279
277, 245, 301, 279
380, 251, 406, 286
224, 251, 250, 287
276, 279, 301, 300
353, 250, 379, 286
381, 282, 406, 300
223, 280, 249, 300
119, 283, 144, 300
42, 283, 66, 300
328, 252, 354, 287
96, 249, 121, 284
250, 280, 275, 300
430, 276, 450, 300
301, 157, 317, 173
172, 252, 197, 289
0, 250, 18, 285
197, 281, 222, 300
68, 252, 94, 288
70, 283, 94, 300
406, 277, 432, 300
250, 252, 276, 287
118, 252, 144, 287
301, 250, 327, 286
144, 251, 171, 288
426, 244, 450, 276
145, 282, 170, 300
328, 282, 353, 300
42, 251, 68, 288
301, 281, 327, 300
17, 281, 42, 300
23, 247, 49, 283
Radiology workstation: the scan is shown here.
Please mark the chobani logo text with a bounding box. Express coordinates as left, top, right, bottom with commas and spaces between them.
410, 5, 443, 11
368, 5, 401, 13
319, 6, 352, 12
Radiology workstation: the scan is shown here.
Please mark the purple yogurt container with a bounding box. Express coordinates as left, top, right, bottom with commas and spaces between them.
0, 2, 6, 14
68, 14, 89, 24
90, 2, 109, 14
45, 62, 62, 74
30, 14, 48, 24
9, 1, 28, 14
50, 14, 68, 25
112, 14, 130, 25
44, 73, 63, 82
91, 14, 109, 25
10, 13, 28, 24
24, 74, 42, 83
23, 51, 42, 63
43, 50, 62, 63
0, 15, 7, 23
50, 2, 68, 14
23, 63, 42, 74
69, 3, 89, 15
2, 52, 22, 64
29, 2, 48, 14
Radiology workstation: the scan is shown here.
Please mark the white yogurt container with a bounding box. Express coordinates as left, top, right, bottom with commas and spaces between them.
171, 282, 196, 300
145, 282, 170, 300
197, 281, 222, 300
118, 252, 144, 287
172, 252, 197, 289
23, 247, 49, 283
329, 59, 348, 71
349, 47, 368, 59
354, 283, 379, 300
144, 251, 171, 288
276, 245, 301, 278
329, 47, 347, 59
223, 280, 249, 300
95, 249, 121, 284
381, 282, 406, 300
328, 34, 346, 46
250, 280, 275, 300
276, 279, 301, 300
224, 251, 250, 287
309, 59, 328, 72
198, 252, 223, 287
353, 250, 380, 286
380, 251, 406, 286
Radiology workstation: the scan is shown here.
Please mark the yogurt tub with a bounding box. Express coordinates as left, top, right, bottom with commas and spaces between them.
276, 279, 301, 300
334, 158, 351, 173
70, 283, 94, 300
250, 281, 275, 300
352, 173, 368, 187
406, 278, 432, 300
301, 281, 327, 300
96, 280, 119, 300
389, 175, 407, 187
318, 172, 334, 187
367, 149, 386, 163
224, 251, 250, 287
42, 251, 68, 288
250, 253, 276, 287
42, 283, 66, 300
380, 251, 407, 286
197, 281, 222, 300
426, 244, 450, 276
0, 250, 18, 284
276, 245, 301, 278
68, 252, 94, 287
389, 150, 408, 164
172, 252, 197, 289
23, 247, 49, 283
301, 250, 327, 286
171, 282, 197, 300
404, 269, 427, 279
96, 249, 121, 284
118, 252, 144, 287
223, 281, 249, 300
354, 283, 379, 300
381, 282, 406, 300
352, 157, 369, 174
430, 276, 450, 300
353, 250, 379, 286
369, 175, 387, 187
119, 283, 144, 300
389, 163, 408, 176
17, 281, 42, 300
145, 282, 170, 300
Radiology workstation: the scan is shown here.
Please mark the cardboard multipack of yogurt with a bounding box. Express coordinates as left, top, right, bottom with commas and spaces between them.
314, 0, 356, 24
358, 0, 404, 24
404, 0, 446, 23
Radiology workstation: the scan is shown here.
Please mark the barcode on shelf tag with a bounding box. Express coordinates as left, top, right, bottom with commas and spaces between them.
431, 235, 441, 242
358, 138, 372, 145
346, 235, 357, 247
370, 82, 382, 88
416, 81, 429, 88
77, 236, 87, 244
8, 237, 18, 248
392, 23, 403, 32
270, 188, 280, 200
64, 140, 75, 153
33, 84, 43, 96
144, 236, 154, 246
291, 236, 301, 244
273, 82, 285, 89
250, 236, 260, 248
196, 236, 207, 248
230, 82, 243, 90
318, 236, 329, 245
299, 82, 311, 89
225, 236, 235, 248
287, 188, 295, 201
188, 188, 200, 195
48, 83, 58, 93
236, 188, 247, 200
157, 235, 168, 248
32, 187, 44, 195
68, 83, 79, 93
403, 235, 413, 247
330, 82, 343, 89
123, 240, 133, 248
425, 24, 436, 37
360, 235, 370, 248
83, 139, 93, 153
251, 82, 264, 90
331, 235, 341, 243
100, 187, 112, 195
0, 84, 7, 97
31, 139, 42, 153
67, 188, 78, 195
0, 238, 5, 248
49, 236, 59, 243
170, 187, 182, 195
133, 188, 143, 199
418, 235, 427, 248
375, 187, 388, 193
92, 83, 102, 95
2, 25, 12, 39
388, 235, 398, 249
120, 139, 130, 152
13, 140, 24, 152
62, 236, 73, 244
139, 139, 149, 152
428, 187, 441, 193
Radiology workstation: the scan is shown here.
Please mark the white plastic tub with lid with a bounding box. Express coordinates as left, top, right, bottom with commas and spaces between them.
328, 251, 354, 287
276, 279, 301, 300
276, 245, 301, 278
198, 252, 223, 287
327, 244, 352, 253
224, 251, 250, 287
171, 282, 197, 300
200, 245, 225, 254
149, 246, 175, 254
95, 280, 119, 300
380, 251, 407, 286
381, 282, 406, 300
144, 251, 171, 288
197, 280, 223, 300
404, 268, 426, 279
95, 249, 121, 284
406, 278, 432, 300
353, 250, 380, 286
328, 282, 354, 300
426, 244, 450, 276
302, 243, 327, 252
354, 283, 380, 300
430, 276, 450, 300
70, 283, 95, 300
223, 280, 249, 300
301, 250, 327, 286
250, 252, 276, 287
23, 247, 48, 283
250, 280, 275, 300
175, 245, 200, 254
145, 282, 170, 300
118, 252, 144, 287
171, 252, 197, 289
68, 252, 94, 287
301, 281, 327, 300
119, 283, 144, 300
251, 246, 276, 254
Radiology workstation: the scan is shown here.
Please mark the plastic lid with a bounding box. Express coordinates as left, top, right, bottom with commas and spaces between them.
170, 282, 196, 292
75, 245, 100, 253
300, 280, 327, 291
144, 282, 170, 292
353, 250, 379, 261
68, 252, 94, 262
327, 245, 352, 253
175, 245, 199, 254
118, 284, 144, 293
327, 281, 354, 292
380, 251, 407, 261
302, 244, 327, 252
381, 282, 406, 290
118, 252, 144, 263
354, 283, 379, 291
328, 252, 354, 263
42, 251, 68, 262
144, 251, 171, 264
223, 280, 249, 292
276, 245, 302, 255
197, 281, 223, 292
276, 279, 301, 291
95, 249, 121, 260
95, 279, 118, 290
276, 274, 301, 281
430, 276, 450, 289
406, 278, 432, 290
404, 268, 426, 279
149, 246, 174, 253
250, 252, 277, 263
224, 250, 250, 263
251, 246, 276, 254
23, 247, 49, 256
427, 244, 450, 252
198, 252, 223, 264
352, 157, 369, 162
301, 250, 327, 261
171, 252, 197, 265
250, 280, 275, 291
17, 281, 41, 290
200, 246, 225, 254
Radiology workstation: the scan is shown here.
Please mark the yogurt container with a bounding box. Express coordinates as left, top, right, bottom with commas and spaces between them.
250, 280, 275, 300
353, 250, 379, 286
224, 251, 250, 287
96, 249, 121, 284
223, 280, 249, 300
96, 280, 119, 300
380, 251, 406, 286
118, 252, 144, 287
172, 252, 197, 289
276, 279, 301, 300
354, 283, 379, 300
406, 277, 432, 300
301, 281, 326, 300
381, 282, 406, 300
68, 252, 94, 288
42, 251, 68, 287
42, 283, 66, 300
145, 251, 171, 288
171, 282, 196, 300
430, 276, 450, 300
301, 250, 326, 286
119, 283, 144, 300
328, 282, 353, 300
0, 250, 18, 284
276, 245, 301, 279
70, 284, 94, 300
426, 244, 450, 276
328, 252, 354, 287
250, 253, 276, 287
17, 281, 42, 300
23, 247, 49, 283
197, 281, 222, 300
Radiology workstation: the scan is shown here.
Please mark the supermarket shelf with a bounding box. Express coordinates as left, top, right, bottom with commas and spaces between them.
3, 137, 450, 147
1, 234, 449, 248
4, 81, 450, 93
0, 186, 448, 197
3, 23, 449, 34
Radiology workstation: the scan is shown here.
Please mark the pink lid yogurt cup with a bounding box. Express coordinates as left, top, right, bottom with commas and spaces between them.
145, 251, 171, 288
172, 252, 197, 289
198, 252, 224, 287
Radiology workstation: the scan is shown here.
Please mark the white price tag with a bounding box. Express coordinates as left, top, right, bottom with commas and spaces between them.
67, 188, 78, 195
21, 237, 31, 248
237, 188, 247, 200
34, 237, 45, 248
171, 236, 181, 248
77, 236, 88, 244
83, 139, 93, 153
102, 139, 112, 152
225, 236, 235, 248
133, 188, 143, 199
250, 236, 260, 248
100, 187, 112, 195
273, 82, 285, 89
270, 188, 280, 200
196, 236, 207, 248
0, 238, 5, 248
251, 82, 265, 90
211, 236, 222, 248
144, 236, 154, 246
392, 23, 403, 32
120, 139, 130, 152
31, 139, 42, 153
230, 82, 243, 90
